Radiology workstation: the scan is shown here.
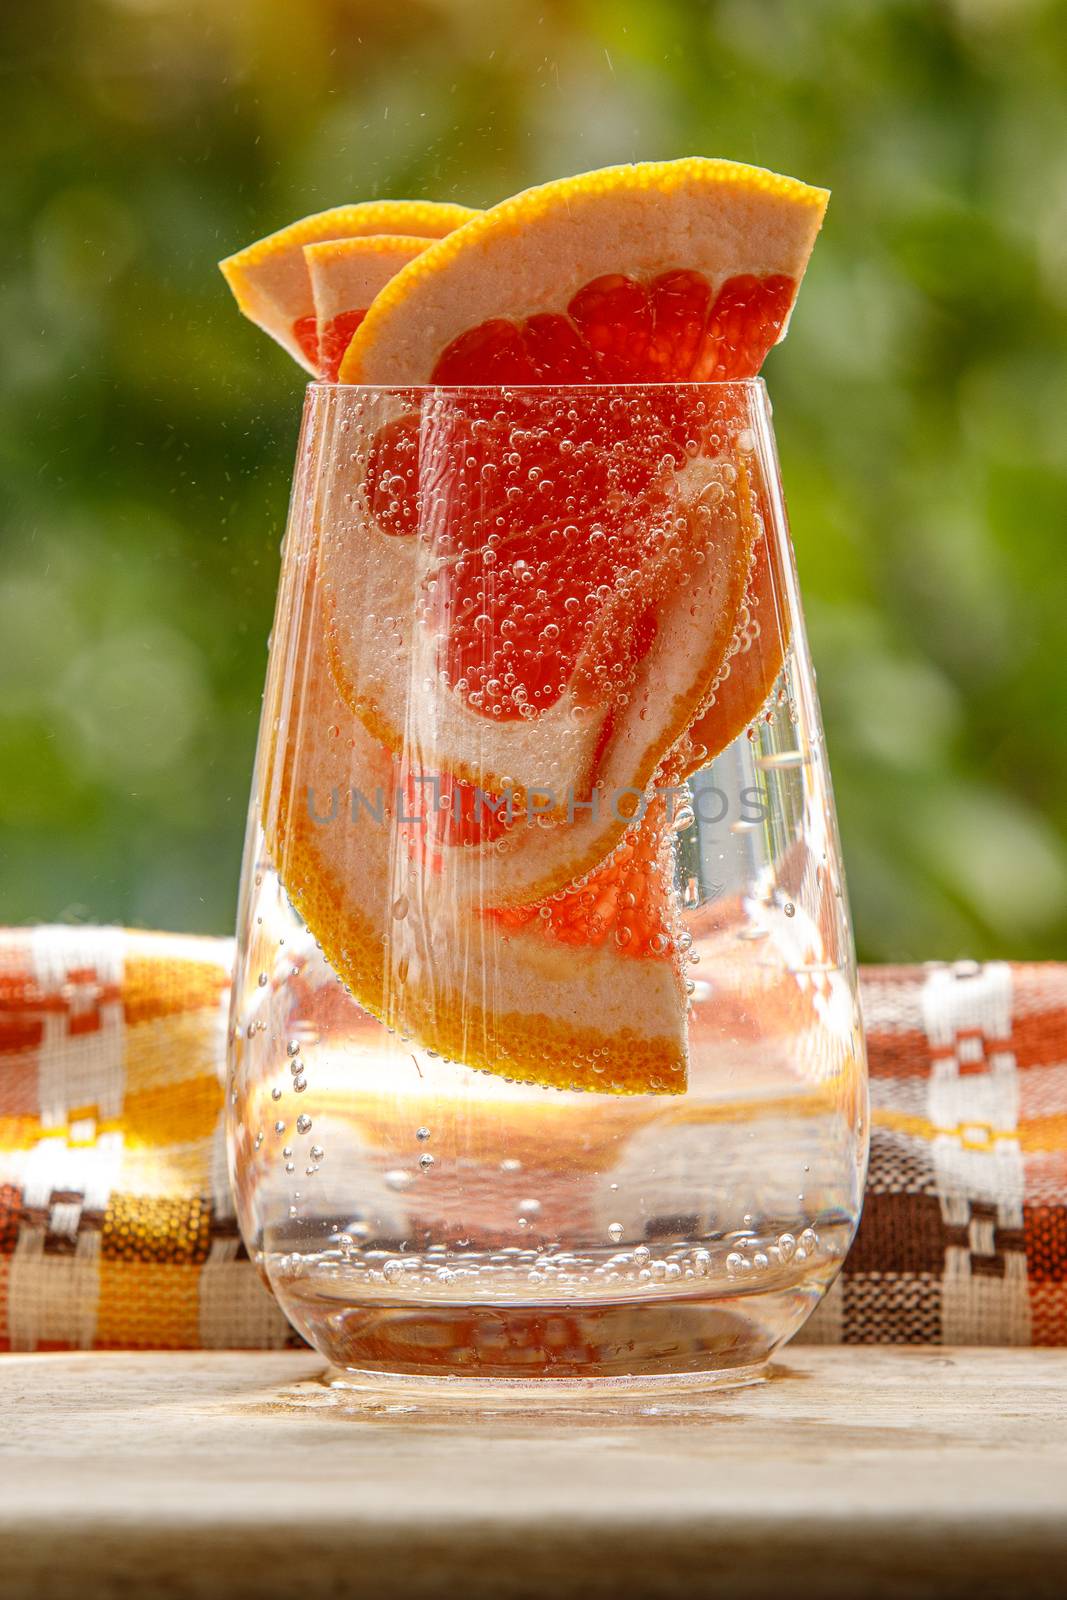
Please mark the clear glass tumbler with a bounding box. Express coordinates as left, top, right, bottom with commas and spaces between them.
228, 381, 868, 1390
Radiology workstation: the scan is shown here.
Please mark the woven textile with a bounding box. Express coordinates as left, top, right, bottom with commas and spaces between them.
801, 959, 1067, 1347
1, 929, 1065, 1349
0, 927, 291, 1351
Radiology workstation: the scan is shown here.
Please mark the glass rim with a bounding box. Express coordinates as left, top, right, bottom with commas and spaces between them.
304, 377, 769, 396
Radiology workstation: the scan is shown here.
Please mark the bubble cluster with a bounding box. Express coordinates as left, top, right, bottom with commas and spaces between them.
270, 1224, 828, 1302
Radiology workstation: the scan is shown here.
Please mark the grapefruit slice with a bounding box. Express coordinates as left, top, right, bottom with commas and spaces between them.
264, 570, 688, 1094
303, 236, 430, 381
219, 200, 477, 374
339, 159, 827, 385
318, 383, 760, 904
320, 159, 825, 899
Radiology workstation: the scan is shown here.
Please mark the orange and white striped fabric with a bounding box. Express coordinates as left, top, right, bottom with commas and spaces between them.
1, 929, 1065, 1349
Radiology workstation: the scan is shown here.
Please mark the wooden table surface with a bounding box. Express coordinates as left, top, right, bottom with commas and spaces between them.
2, 1347, 1065, 1599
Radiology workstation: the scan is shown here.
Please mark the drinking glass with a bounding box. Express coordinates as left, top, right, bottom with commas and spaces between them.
228, 381, 868, 1390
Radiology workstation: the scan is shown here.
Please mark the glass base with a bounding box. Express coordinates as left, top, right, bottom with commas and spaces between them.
284, 1280, 821, 1393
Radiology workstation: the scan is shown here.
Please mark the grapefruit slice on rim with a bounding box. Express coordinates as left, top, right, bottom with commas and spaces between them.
303, 235, 431, 381
219, 200, 477, 374
338, 159, 826, 385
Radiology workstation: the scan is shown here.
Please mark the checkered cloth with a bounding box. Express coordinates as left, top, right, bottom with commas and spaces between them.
0, 927, 290, 1350
801, 960, 1067, 1347
1, 928, 1064, 1349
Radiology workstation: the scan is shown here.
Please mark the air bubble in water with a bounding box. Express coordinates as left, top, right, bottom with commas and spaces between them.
296, 1114, 312, 1135
310, 1145, 324, 1163
607, 1222, 624, 1244
415, 1127, 431, 1142
418, 1152, 435, 1172
286, 1040, 301, 1057
274, 1121, 286, 1135
385, 1169, 413, 1192
633, 1245, 650, 1266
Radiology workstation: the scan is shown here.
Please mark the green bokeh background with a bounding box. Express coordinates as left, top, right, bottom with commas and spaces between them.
2, 0, 1066, 961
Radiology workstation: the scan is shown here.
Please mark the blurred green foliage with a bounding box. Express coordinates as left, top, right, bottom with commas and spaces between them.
2, 0, 1066, 961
